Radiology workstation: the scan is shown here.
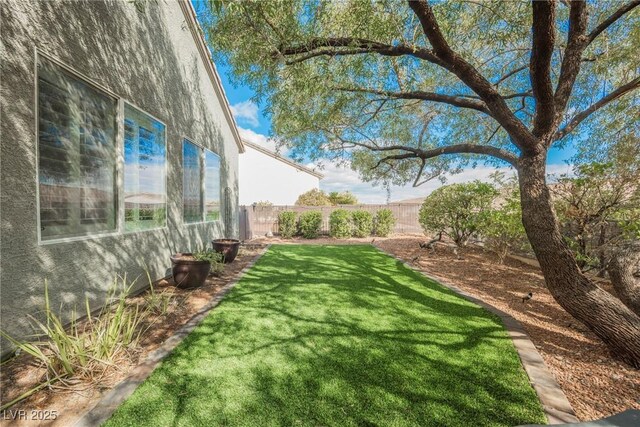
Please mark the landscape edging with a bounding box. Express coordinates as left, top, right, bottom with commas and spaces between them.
74, 245, 271, 427
374, 246, 580, 425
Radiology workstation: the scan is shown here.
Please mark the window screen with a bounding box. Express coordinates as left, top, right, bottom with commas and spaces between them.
37, 57, 117, 240
124, 104, 166, 231
183, 140, 202, 223
205, 150, 221, 221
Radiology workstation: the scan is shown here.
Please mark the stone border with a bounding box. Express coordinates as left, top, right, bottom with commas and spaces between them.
74, 246, 270, 427
375, 247, 579, 425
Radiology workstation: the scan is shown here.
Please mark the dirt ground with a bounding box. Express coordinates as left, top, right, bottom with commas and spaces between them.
371, 237, 639, 422
1, 237, 638, 424
0, 246, 265, 427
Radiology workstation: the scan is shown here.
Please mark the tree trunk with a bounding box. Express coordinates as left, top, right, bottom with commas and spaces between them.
608, 241, 640, 316
518, 153, 640, 367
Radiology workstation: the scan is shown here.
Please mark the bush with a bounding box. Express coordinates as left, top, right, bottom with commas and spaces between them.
194, 250, 225, 276
329, 209, 352, 238
295, 189, 332, 206
374, 209, 396, 237
298, 211, 322, 238
351, 210, 373, 237
278, 211, 297, 238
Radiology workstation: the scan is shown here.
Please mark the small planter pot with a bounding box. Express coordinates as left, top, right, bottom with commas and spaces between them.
170, 253, 211, 289
211, 239, 241, 263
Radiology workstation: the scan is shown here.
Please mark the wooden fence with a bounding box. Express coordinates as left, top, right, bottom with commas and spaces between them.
239, 204, 424, 240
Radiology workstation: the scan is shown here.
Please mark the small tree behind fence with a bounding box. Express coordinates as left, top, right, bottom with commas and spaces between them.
239, 204, 422, 240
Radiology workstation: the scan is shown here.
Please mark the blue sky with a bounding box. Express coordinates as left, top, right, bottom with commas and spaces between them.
205, 3, 576, 203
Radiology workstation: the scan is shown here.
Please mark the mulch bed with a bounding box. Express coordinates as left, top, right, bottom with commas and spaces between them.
0, 246, 265, 427
374, 237, 640, 422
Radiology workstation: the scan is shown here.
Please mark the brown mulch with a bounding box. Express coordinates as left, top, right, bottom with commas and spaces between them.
0, 246, 265, 427
374, 237, 640, 422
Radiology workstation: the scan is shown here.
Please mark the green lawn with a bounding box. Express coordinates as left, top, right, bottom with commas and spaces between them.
105, 245, 545, 427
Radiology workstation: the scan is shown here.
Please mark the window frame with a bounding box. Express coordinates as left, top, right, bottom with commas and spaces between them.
181, 138, 223, 225
35, 49, 121, 245
121, 101, 169, 234
204, 148, 222, 224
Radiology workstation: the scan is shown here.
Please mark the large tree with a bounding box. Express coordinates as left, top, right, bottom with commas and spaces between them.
203, 0, 640, 365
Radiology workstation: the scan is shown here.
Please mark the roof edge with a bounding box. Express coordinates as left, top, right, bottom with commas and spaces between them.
243, 140, 324, 179
177, 0, 245, 153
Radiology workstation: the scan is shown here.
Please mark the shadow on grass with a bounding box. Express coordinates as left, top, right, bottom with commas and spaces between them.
104, 245, 545, 427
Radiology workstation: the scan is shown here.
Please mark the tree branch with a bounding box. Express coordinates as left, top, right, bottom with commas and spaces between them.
587, 0, 640, 45
554, 76, 640, 140
530, 0, 557, 136
355, 140, 519, 166
334, 86, 492, 115
407, 0, 537, 149
274, 37, 445, 66
554, 0, 589, 123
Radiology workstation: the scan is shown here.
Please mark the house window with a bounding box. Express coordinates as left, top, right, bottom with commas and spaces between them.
124, 104, 166, 232
182, 141, 222, 223
183, 140, 202, 223
37, 56, 117, 240
205, 150, 221, 221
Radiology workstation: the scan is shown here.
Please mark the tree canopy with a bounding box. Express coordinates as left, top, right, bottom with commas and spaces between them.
203, 0, 639, 186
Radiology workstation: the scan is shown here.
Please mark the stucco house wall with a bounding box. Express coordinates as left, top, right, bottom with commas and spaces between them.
0, 0, 243, 353
239, 141, 323, 205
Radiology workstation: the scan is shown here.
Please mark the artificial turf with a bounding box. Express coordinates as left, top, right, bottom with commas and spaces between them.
105, 245, 545, 426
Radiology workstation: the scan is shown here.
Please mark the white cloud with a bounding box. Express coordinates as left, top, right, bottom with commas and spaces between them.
230, 100, 260, 127
238, 127, 290, 156
316, 162, 574, 204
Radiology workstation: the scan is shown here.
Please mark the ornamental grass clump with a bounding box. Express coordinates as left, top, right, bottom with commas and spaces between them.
0, 277, 151, 391
351, 210, 373, 237
278, 211, 297, 238
329, 209, 352, 238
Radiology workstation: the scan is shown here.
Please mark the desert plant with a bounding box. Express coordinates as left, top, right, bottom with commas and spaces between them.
328, 191, 358, 205
278, 211, 297, 238
352, 210, 373, 238
295, 188, 332, 206
0, 277, 150, 383
329, 209, 352, 238
144, 271, 173, 315
374, 209, 396, 237
193, 250, 225, 276
298, 210, 322, 238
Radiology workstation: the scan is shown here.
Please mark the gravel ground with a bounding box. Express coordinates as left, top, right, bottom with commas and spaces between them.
373, 237, 640, 422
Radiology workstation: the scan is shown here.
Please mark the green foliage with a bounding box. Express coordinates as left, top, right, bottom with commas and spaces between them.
329, 209, 352, 238
202, 1, 638, 190
374, 209, 395, 237
295, 188, 332, 206
105, 245, 546, 427
0, 278, 150, 382
351, 210, 373, 238
298, 211, 322, 238
278, 211, 298, 238
328, 191, 358, 205
419, 182, 498, 247
478, 182, 528, 263
254, 200, 273, 207
193, 250, 225, 275
552, 138, 640, 273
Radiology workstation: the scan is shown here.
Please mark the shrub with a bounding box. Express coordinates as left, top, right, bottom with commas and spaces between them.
329, 209, 352, 238
193, 250, 225, 275
374, 209, 396, 237
419, 181, 497, 246
295, 189, 332, 206
328, 191, 358, 205
351, 210, 373, 237
298, 211, 322, 238
278, 211, 297, 238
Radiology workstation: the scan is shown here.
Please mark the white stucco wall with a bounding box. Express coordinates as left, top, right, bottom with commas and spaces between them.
239, 145, 320, 205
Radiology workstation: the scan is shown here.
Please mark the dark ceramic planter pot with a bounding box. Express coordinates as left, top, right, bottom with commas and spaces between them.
170, 253, 211, 289
211, 239, 241, 263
